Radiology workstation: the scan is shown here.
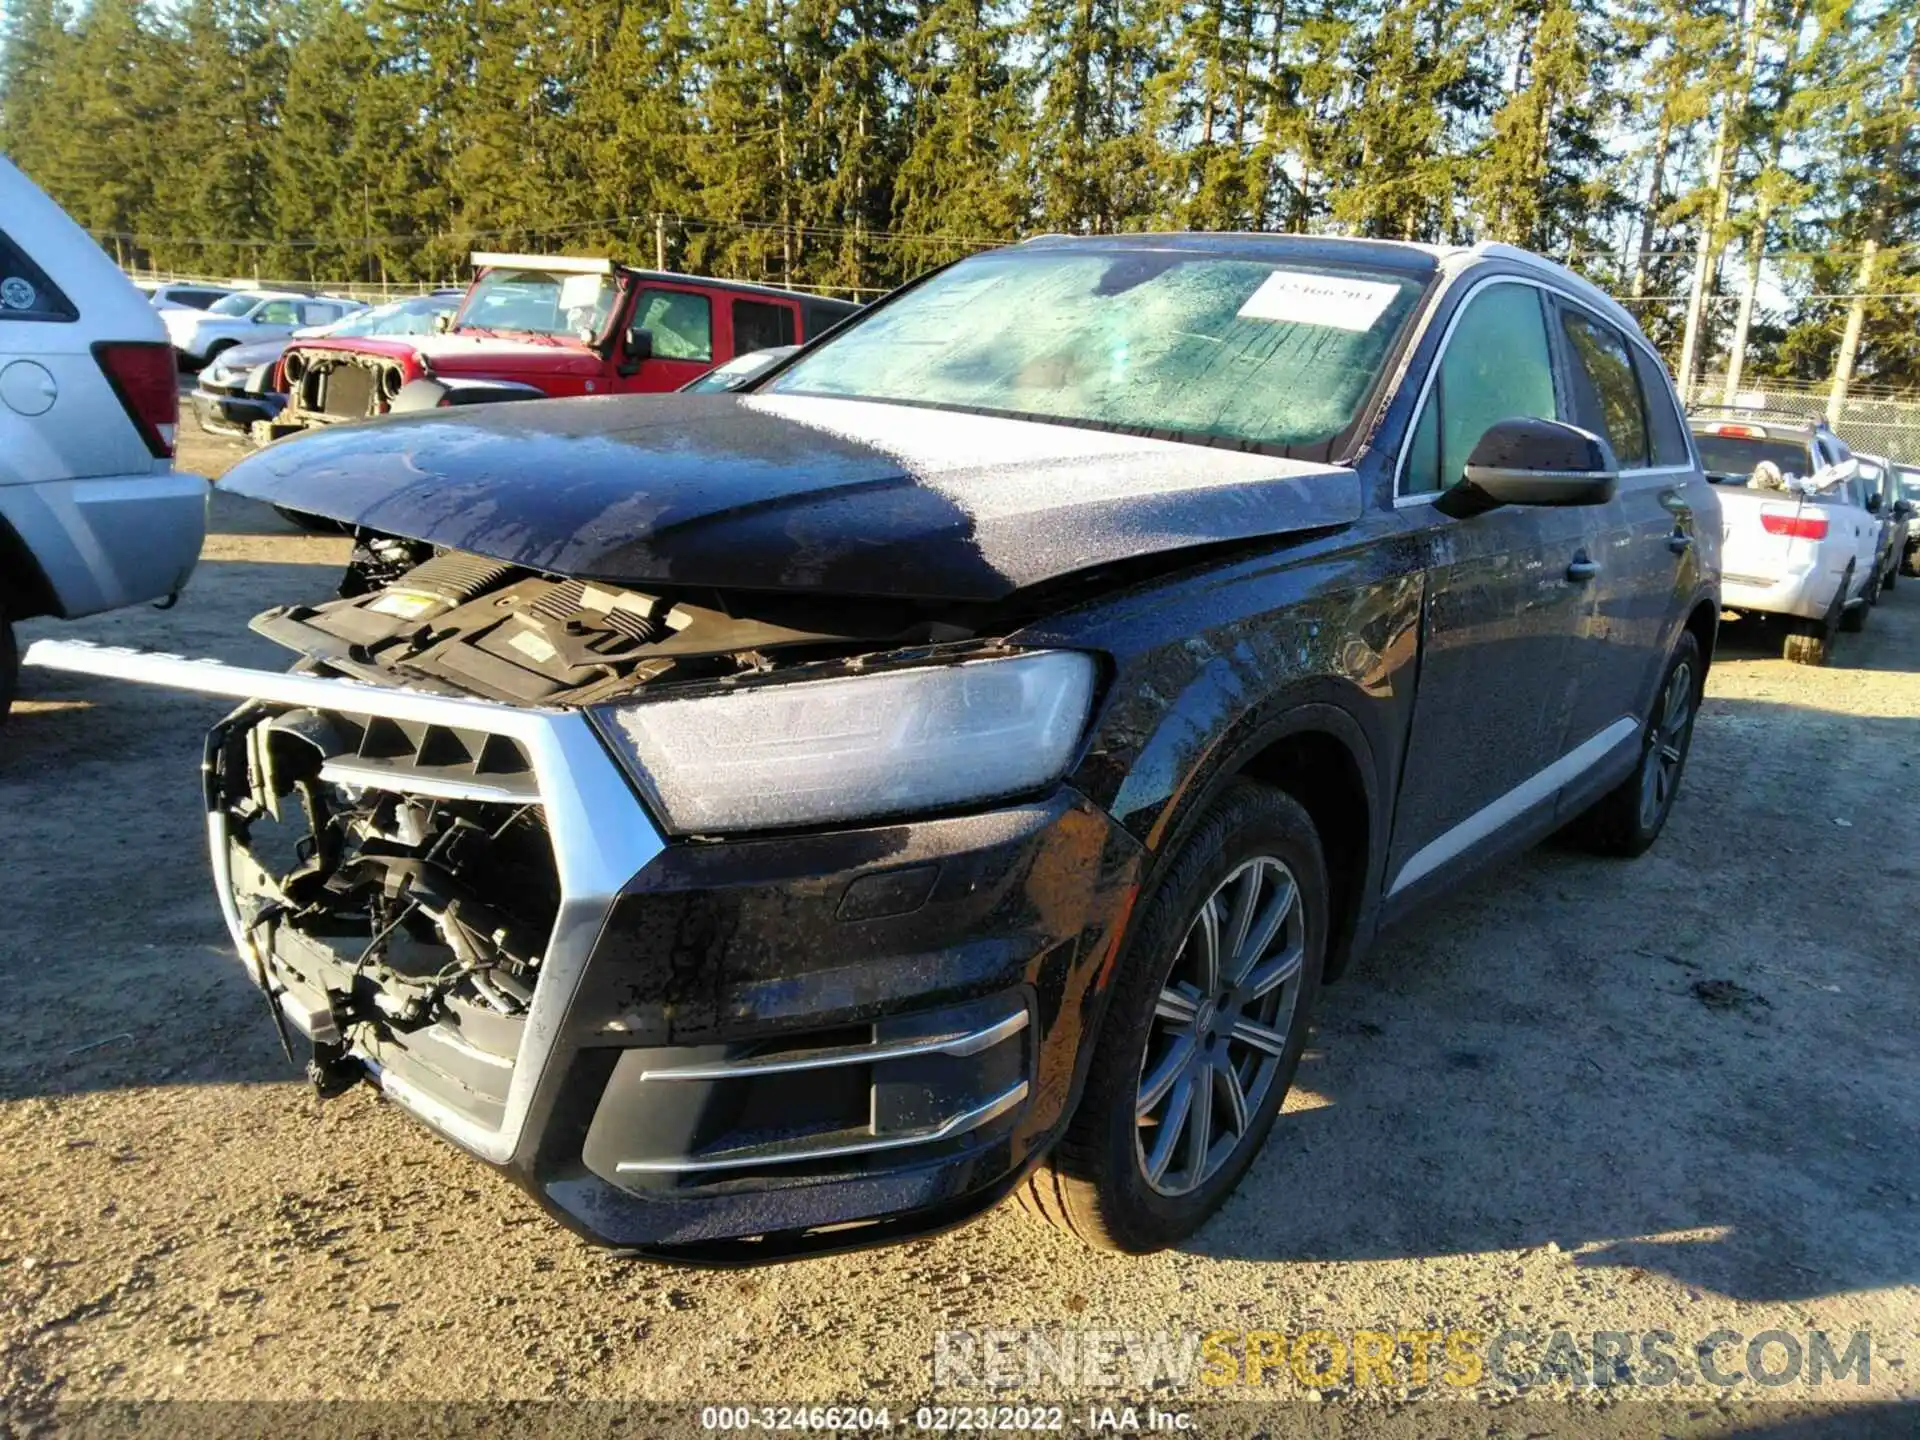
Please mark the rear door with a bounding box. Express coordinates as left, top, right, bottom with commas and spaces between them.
1385, 275, 1602, 898
1549, 299, 1694, 738
728, 295, 799, 360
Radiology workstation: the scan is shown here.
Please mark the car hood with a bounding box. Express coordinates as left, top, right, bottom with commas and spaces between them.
219, 393, 1363, 602
295, 332, 603, 377
207, 338, 290, 373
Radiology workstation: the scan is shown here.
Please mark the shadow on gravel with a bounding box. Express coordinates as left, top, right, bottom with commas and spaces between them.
1715, 593, 1920, 674
1186, 691, 1920, 1306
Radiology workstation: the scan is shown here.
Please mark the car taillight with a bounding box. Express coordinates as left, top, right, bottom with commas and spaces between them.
1709, 423, 1765, 439
92, 341, 177, 458
1761, 508, 1829, 540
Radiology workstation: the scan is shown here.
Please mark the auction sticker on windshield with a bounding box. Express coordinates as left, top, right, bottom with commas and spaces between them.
1236, 270, 1401, 331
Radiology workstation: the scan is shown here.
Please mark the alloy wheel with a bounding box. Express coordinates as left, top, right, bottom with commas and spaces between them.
1134, 856, 1305, 1197
1638, 659, 1693, 829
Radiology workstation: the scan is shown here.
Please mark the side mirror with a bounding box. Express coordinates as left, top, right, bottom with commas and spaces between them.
618, 327, 653, 377
1865, 491, 1883, 514
1459, 417, 1618, 506
433, 313, 454, 334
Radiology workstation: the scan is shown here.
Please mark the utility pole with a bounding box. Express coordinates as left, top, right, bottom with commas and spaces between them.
1827, 36, 1917, 426
655, 213, 666, 270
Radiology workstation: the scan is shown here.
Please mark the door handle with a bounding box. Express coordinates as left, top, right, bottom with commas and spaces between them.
1566, 554, 1599, 583
1668, 532, 1693, 554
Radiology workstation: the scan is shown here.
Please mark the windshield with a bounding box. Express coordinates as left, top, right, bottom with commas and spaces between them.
331, 296, 458, 339
765, 248, 1426, 450
1692, 432, 1814, 482
208, 292, 262, 317
683, 347, 793, 394
457, 267, 619, 338
1899, 466, 1920, 499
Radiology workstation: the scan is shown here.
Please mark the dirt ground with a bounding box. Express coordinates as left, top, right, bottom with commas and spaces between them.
1, 420, 1915, 1431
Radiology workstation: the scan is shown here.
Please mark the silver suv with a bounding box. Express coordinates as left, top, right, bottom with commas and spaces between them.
0, 157, 207, 720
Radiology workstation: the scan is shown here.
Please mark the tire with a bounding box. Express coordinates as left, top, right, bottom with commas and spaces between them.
272, 506, 342, 534
1784, 574, 1846, 664
1019, 782, 1326, 1253
0, 610, 16, 726
1840, 592, 1869, 632
1884, 563, 1896, 592
1568, 631, 1702, 858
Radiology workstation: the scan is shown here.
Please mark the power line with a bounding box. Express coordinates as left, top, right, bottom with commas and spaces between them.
88, 210, 1013, 253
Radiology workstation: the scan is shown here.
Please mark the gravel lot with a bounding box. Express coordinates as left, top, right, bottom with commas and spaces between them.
2, 421, 1916, 1430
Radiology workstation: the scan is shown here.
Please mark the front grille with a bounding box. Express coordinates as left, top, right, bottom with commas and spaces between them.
23, 641, 664, 1166
319, 361, 376, 418
209, 702, 561, 1130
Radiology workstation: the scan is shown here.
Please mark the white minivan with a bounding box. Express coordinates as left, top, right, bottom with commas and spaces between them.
0, 156, 207, 720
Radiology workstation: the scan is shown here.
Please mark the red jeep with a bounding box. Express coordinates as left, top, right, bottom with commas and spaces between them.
264, 253, 859, 438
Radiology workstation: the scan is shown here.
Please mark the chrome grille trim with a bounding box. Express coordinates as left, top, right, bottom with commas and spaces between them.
23, 639, 665, 1167
317, 757, 538, 804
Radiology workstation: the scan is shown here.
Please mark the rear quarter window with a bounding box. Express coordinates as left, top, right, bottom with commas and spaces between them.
0, 232, 77, 322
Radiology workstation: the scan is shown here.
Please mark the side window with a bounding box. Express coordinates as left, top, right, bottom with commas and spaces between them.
180, 289, 224, 310
1402, 282, 1558, 496
633, 289, 713, 362
1631, 347, 1691, 466
1558, 308, 1648, 467
302, 302, 345, 326
255, 300, 300, 325
0, 231, 77, 322
733, 298, 796, 353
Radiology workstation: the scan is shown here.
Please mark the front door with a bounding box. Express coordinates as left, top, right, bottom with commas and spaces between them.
1386, 277, 1604, 899
619, 286, 718, 392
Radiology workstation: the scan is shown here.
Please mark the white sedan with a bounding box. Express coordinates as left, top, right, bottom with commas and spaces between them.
163, 290, 363, 368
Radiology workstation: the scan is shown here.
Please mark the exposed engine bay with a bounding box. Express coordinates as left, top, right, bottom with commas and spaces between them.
264, 540, 979, 707
210, 544, 986, 1112
281, 347, 407, 423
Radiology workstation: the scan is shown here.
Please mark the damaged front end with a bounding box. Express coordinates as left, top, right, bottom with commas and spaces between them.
33, 544, 1142, 1254
280, 347, 408, 427
205, 699, 560, 1114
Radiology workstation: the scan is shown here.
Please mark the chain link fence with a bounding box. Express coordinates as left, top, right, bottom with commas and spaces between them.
1693, 374, 1920, 465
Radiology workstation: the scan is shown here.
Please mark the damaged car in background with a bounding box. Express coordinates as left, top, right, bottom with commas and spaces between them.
29, 234, 1720, 1260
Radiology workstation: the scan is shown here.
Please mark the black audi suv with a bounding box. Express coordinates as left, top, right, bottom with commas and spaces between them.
30, 234, 1720, 1259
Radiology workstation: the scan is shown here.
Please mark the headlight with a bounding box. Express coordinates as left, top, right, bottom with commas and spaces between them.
593, 650, 1097, 833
